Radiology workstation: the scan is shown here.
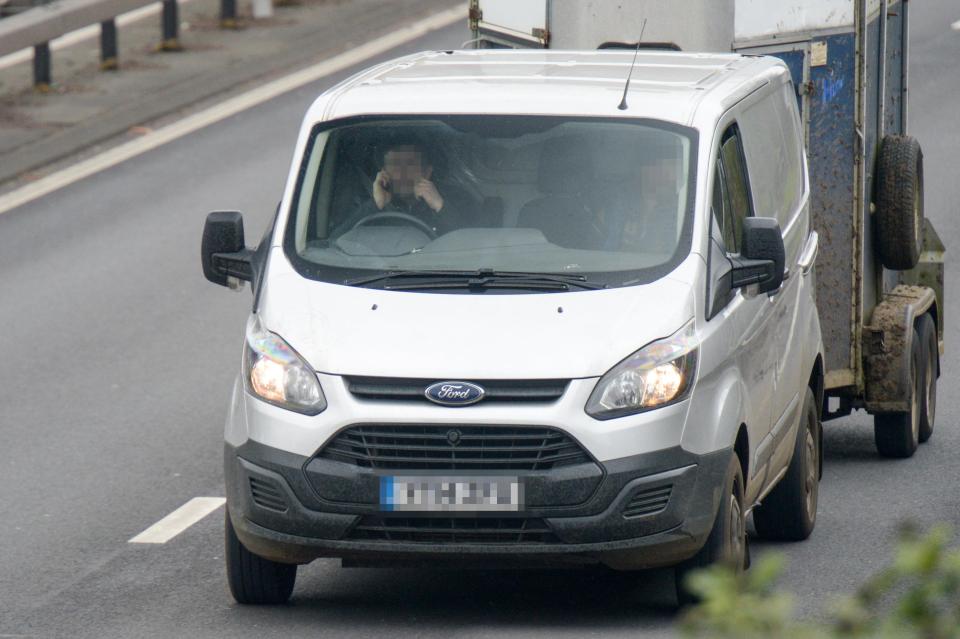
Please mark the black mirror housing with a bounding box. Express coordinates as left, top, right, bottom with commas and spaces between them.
733, 217, 786, 294
202, 211, 254, 287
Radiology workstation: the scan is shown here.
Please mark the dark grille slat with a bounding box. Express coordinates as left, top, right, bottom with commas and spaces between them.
324, 452, 588, 466
353, 524, 553, 535
622, 485, 672, 519
623, 505, 666, 517
318, 424, 591, 471
345, 377, 569, 403
327, 441, 579, 454
347, 516, 560, 544
249, 477, 288, 513
338, 429, 567, 442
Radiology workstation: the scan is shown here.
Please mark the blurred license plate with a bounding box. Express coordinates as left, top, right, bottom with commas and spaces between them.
380, 476, 522, 512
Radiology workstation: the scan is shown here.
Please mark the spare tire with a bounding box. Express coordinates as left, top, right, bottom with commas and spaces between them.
875, 135, 924, 271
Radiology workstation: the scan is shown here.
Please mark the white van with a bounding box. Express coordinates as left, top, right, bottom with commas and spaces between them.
201, 50, 825, 605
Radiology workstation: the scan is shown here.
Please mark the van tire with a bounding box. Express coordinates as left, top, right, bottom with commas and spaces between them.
225, 510, 297, 605
917, 313, 938, 443
674, 454, 746, 606
875, 135, 924, 271
874, 327, 922, 458
752, 388, 820, 541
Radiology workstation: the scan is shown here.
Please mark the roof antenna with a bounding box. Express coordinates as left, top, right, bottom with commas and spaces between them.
617, 18, 648, 111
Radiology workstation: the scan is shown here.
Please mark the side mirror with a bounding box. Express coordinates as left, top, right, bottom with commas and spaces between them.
201, 211, 254, 288
730, 217, 785, 294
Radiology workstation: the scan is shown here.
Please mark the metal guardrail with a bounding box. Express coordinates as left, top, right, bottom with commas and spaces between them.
0, 0, 244, 88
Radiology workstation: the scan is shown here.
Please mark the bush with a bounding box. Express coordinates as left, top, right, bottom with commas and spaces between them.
680, 525, 960, 639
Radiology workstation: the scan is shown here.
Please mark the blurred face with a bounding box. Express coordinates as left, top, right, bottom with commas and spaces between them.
639, 157, 677, 201
383, 146, 432, 196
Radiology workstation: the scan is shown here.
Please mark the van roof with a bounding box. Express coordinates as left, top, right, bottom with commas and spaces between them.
311, 49, 788, 127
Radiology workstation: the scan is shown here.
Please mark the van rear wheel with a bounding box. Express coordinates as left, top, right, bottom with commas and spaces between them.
674, 454, 746, 606
225, 510, 297, 605
874, 327, 922, 458
752, 387, 820, 541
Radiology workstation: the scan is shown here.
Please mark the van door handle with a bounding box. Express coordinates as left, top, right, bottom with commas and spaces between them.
798, 231, 819, 275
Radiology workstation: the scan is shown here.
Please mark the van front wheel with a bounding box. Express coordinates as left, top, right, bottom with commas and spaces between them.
674, 454, 746, 606
225, 510, 297, 605
752, 387, 820, 541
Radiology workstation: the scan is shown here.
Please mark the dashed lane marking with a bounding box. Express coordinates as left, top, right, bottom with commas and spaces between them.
129, 497, 226, 544
952, 20, 960, 31
0, 3, 465, 216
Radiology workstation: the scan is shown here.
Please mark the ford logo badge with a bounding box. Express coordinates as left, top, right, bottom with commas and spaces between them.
424, 381, 486, 407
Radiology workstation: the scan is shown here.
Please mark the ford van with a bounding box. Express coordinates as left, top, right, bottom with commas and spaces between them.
201, 50, 825, 605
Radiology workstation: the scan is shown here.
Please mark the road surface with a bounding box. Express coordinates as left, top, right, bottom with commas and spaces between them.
1, 3, 958, 636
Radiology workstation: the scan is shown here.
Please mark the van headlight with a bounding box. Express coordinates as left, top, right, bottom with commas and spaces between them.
243, 316, 326, 415
585, 321, 698, 420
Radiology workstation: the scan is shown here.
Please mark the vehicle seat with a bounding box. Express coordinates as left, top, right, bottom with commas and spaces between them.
517, 136, 603, 249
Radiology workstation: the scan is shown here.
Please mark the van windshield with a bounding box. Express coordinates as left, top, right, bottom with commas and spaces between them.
284, 115, 697, 290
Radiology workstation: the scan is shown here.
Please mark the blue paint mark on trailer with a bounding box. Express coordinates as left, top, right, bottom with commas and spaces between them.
820, 75, 845, 105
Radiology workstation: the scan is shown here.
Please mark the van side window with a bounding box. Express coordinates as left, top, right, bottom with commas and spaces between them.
739, 82, 804, 225
716, 126, 752, 254
705, 124, 752, 321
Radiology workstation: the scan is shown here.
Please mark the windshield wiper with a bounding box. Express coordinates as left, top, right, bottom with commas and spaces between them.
344, 269, 477, 287
344, 269, 606, 291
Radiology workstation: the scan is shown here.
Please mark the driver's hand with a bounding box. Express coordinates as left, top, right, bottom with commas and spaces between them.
414, 178, 444, 213
373, 170, 392, 210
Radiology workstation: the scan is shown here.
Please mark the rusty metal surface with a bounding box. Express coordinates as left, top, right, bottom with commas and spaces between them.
808, 32, 858, 375
862, 284, 935, 411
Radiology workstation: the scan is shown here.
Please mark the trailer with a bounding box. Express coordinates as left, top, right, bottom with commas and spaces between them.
469, 0, 945, 458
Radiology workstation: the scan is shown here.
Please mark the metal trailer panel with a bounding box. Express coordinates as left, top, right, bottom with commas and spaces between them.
472, 0, 548, 47
811, 31, 859, 381
858, 1, 880, 388
470, 0, 735, 51
545, 0, 733, 51
734, 0, 883, 41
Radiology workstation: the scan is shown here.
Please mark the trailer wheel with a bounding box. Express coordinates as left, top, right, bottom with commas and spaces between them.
874, 327, 922, 458
225, 510, 297, 605
917, 313, 938, 443
752, 387, 820, 541
875, 135, 924, 271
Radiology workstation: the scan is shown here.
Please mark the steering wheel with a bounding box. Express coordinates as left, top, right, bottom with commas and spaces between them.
349, 211, 438, 239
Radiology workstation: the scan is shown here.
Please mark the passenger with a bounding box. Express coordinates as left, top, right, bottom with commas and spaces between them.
604, 152, 680, 252
352, 142, 477, 236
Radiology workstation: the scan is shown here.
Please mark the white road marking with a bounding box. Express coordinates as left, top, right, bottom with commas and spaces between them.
129, 497, 226, 544
0, 0, 196, 71
0, 4, 465, 216
952, 19, 960, 31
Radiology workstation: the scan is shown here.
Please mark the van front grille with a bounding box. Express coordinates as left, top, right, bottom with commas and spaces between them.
317, 424, 591, 471
344, 377, 568, 403
347, 516, 560, 544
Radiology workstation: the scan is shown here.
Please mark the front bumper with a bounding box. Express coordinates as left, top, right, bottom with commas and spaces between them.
226, 440, 732, 570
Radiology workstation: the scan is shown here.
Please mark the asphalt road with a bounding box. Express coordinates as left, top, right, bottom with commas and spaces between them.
1, 4, 958, 637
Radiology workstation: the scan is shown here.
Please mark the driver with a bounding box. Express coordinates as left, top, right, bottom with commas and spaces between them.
357, 142, 476, 235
